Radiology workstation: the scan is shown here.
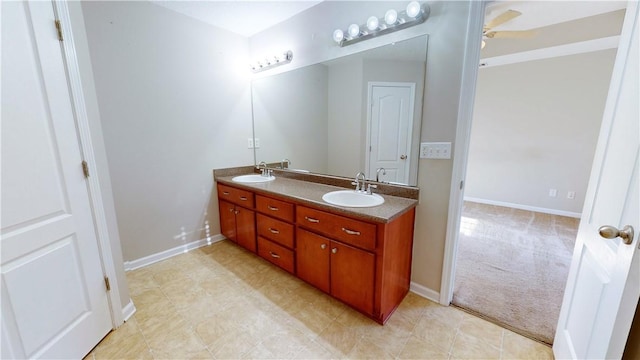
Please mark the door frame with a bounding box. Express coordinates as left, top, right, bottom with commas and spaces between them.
52, 1, 124, 327
365, 81, 416, 184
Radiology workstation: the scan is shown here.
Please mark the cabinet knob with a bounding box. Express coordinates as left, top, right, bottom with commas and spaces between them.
229, 208, 234, 212
234, 210, 239, 215
320, 244, 327, 250
331, 248, 337, 254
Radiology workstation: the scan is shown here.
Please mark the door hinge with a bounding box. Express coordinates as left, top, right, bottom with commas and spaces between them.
55, 20, 63, 41
82, 160, 90, 178
460, 180, 464, 190
104, 276, 111, 291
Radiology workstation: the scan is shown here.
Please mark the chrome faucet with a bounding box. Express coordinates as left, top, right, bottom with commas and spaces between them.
376, 167, 387, 182
280, 158, 291, 169
352, 172, 366, 192
257, 161, 269, 176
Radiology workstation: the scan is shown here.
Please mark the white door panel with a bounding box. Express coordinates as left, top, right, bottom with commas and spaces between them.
554, 3, 639, 359
367, 83, 415, 184
1, 1, 112, 358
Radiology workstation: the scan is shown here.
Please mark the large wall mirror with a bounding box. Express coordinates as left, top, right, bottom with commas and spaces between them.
251, 35, 428, 186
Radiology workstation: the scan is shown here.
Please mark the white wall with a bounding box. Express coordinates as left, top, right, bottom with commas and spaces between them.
466, 49, 617, 215
81, 1, 253, 261
252, 64, 329, 173
251, 1, 475, 292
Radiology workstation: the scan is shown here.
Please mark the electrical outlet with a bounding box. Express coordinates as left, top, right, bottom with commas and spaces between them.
567, 191, 576, 199
549, 189, 557, 197
420, 142, 451, 159
254, 138, 260, 148
247, 138, 254, 149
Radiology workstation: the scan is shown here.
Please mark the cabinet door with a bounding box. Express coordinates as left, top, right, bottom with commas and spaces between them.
219, 200, 237, 242
235, 206, 256, 253
330, 241, 375, 315
296, 229, 330, 293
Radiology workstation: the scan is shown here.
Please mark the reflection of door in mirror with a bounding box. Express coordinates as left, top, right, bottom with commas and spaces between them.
366, 82, 415, 184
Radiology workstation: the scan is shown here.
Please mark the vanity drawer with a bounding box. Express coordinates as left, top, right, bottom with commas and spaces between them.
296, 206, 376, 251
257, 214, 294, 249
218, 184, 254, 208
258, 236, 294, 274
256, 195, 295, 222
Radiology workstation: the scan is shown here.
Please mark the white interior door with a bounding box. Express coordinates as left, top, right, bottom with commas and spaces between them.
553, 3, 639, 359
1, 1, 112, 358
367, 83, 415, 184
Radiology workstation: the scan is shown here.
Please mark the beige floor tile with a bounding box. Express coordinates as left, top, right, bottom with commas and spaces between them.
206, 326, 260, 359
397, 335, 450, 360
287, 303, 335, 337
92, 319, 151, 360
260, 325, 317, 358
316, 321, 362, 356
412, 315, 458, 354
151, 267, 191, 286
347, 338, 395, 360
363, 321, 412, 357
146, 325, 207, 357
152, 348, 214, 359
458, 314, 504, 349
292, 339, 336, 359
240, 342, 278, 359
450, 331, 501, 360
501, 330, 553, 360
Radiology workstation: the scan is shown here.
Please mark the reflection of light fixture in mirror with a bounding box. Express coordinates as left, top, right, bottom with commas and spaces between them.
250, 50, 293, 73
332, 2, 430, 47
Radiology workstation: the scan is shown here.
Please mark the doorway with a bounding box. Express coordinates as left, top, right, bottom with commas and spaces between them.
365, 82, 416, 185
449, 3, 625, 345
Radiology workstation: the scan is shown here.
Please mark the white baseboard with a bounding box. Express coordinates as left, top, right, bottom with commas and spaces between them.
121, 299, 136, 322
123, 234, 225, 271
463, 197, 582, 218
410, 282, 440, 303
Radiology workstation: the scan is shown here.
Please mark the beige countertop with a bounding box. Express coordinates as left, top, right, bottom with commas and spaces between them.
216, 175, 418, 224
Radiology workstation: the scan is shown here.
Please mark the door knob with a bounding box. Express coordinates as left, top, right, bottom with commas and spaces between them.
598, 225, 634, 245
400, 155, 407, 160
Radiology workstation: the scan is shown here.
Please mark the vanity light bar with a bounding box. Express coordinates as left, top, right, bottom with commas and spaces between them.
333, 1, 429, 47
250, 50, 293, 73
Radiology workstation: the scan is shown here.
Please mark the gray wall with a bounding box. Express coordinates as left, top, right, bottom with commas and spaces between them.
466, 49, 617, 214
250, 1, 475, 292
81, 1, 253, 261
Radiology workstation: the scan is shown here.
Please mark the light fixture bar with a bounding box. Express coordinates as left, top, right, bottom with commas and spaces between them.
250, 50, 293, 73
335, 2, 430, 47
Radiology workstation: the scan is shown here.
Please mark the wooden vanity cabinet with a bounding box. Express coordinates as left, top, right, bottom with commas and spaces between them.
217, 184, 256, 253
297, 229, 375, 314
217, 181, 416, 324
255, 195, 296, 274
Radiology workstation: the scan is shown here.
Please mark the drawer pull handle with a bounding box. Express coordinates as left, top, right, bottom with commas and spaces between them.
268, 205, 279, 211
331, 248, 337, 254
222, 191, 230, 195
342, 227, 361, 236
269, 251, 280, 259
305, 216, 320, 223
239, 196, 248, 201
320, 244, 327, 250
268, 228, 280, 234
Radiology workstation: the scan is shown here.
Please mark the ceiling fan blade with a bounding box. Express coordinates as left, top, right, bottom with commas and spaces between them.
484, 30, 537, 39
485, 9, 522, 30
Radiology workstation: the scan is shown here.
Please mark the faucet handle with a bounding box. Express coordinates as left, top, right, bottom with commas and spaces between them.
367, 183, 377, 194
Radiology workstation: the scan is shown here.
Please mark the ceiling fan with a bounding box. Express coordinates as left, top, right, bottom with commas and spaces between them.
482, 9, 537, 49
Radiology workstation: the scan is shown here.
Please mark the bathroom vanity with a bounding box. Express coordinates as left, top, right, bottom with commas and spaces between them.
215, 169, 417, 324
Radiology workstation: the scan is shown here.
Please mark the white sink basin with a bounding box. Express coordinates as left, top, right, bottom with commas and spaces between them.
322, 190, 385, 208
232, 174, 276, 183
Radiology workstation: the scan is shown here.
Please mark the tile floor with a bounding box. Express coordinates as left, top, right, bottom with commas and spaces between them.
85, 240, 554, 359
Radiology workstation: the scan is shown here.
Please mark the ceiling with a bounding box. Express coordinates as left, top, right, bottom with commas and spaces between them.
485, 1, 627, 32
149, 1, 628, 39
150, 0, 322, 37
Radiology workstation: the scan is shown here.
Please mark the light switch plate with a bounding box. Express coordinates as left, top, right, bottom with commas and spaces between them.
420, 142, 451, 159
247, 138, 254, 149
254, 138, 260, 148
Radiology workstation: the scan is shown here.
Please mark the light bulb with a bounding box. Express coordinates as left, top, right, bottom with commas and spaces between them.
332, 29, 344, 43
366, 16, 379, 31
348, 23, 360, 38
384, 9, 398, 25
406, 1, 421, 18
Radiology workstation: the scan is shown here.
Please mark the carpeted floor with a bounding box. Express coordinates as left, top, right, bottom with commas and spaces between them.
453, 201, 579, 345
